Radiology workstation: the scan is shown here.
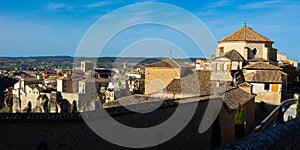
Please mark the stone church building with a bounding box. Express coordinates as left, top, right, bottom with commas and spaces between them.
216, 25, 278, 66
214, 25, 286, 105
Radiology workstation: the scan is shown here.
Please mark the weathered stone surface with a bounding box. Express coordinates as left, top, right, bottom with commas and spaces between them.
0, 100, 213, 149
219, 117, 300, 149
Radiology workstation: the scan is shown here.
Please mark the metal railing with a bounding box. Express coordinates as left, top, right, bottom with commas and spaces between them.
252, 99, 297, 133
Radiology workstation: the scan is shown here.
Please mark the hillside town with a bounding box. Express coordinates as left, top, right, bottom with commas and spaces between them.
1, 25, 300, 148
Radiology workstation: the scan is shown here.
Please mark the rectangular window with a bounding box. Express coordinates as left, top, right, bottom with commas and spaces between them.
272, 84, 278, 92
264, 83, 270, 90
216, 64, 220, 70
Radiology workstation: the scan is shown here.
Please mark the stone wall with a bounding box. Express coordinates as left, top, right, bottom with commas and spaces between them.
219, 106, 235, 145
0, 100, 214, 150
144, 67, 180, 95
220, 116, 300, 149
218, 99, 255, 146
217, 41, 272, 61
255, 92, 281, 105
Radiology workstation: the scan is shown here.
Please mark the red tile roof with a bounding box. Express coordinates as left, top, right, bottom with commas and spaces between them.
218, 26, 273, 43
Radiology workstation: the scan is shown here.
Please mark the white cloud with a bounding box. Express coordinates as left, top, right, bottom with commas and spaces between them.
238, 0, 282, 10
43, 2, 73, 11
205, 0, 232, 9
195, 0, 232, 17
85, 0, 124, 8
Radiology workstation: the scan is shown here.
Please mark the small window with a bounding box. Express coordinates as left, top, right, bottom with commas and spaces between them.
220, 47, 224, 54
264, 83, 270, 90
217, 63, 221, 70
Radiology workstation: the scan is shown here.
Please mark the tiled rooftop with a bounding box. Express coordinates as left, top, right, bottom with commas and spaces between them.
244, 70, 282, 83
223, 50, 245, 61
218, 26, 273, 43
145, 58, 193, 68
243, 62, 281, 70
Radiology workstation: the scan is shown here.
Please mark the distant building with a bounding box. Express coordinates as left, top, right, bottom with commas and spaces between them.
277, 53, 298, 90
57, 75, 78, 93
195, 59, 209, 70
12, 78, 54, 111
78, 78, 110, 94
277, 53, 298, 68
81, 61, 95, 72
12, 78, 42, 99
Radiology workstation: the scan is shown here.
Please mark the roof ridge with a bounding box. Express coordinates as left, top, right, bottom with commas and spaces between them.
169, 58, 182, 68
244, 62, 280, 70
218, 26, 273, 43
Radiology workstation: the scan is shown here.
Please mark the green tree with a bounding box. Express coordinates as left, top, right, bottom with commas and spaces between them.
56, 92, 63, 101
296, 96, 300, 117
57, 99, 71, 113
235, 103, 245, 139
235, 103, 244, 125
71, 100, 77, 113
98, 92, 106, 104
26, 101, 32, 113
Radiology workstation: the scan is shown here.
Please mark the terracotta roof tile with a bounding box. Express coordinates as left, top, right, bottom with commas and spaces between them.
218, 26, 273, 43
223, 87, 255, 110
238, 82, 253, 87
166, 70, 255, 110
165, 70, 212, 96
244, 70, 282, 83
145, 58, 193, 68
243, 62, 281, 70
224, 50, 246, 61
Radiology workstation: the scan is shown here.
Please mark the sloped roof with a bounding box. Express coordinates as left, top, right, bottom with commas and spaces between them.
224, 50, 246, 61
244, 70, 282, 83
218, 26, 273, 43
45, 76, 59, 81
145, 58, 192, 68
243, 62, 281, 70
238, 82, 253, 87
223, 87, 255, 110
165, 70, 212, 96
22, 78, 42, 84
80, 78, 111, 83
26, 84, 46, 92
165, 70, 255, 110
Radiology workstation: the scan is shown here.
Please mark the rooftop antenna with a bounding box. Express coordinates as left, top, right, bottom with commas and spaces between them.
244, 20, 247, 40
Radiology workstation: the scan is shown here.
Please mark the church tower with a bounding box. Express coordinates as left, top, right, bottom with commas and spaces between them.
216, 25, 278, 65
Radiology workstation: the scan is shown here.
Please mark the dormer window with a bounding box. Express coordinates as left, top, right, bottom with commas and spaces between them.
252, 48, 258, 55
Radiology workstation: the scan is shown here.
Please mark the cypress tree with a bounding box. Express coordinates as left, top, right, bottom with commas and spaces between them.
235, 103, 245, 139
296, 96, 300, 117
235, 103, 244, 125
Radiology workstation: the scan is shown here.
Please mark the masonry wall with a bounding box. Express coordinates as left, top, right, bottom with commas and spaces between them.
218, 99, 255, 146
221, 117, 300, 149
217, 41, 273, 61
217, 42, 247, 58
219, 106, 235, 145
20, 93, 39, 110
255, 92, 281, 105
252, 83, 281, 105
144, 67, 180, 95
243, 99, 256, 134
0, 101, 213, 150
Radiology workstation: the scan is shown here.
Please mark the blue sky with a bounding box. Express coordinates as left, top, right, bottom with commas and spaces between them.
0, 0, 300, 61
